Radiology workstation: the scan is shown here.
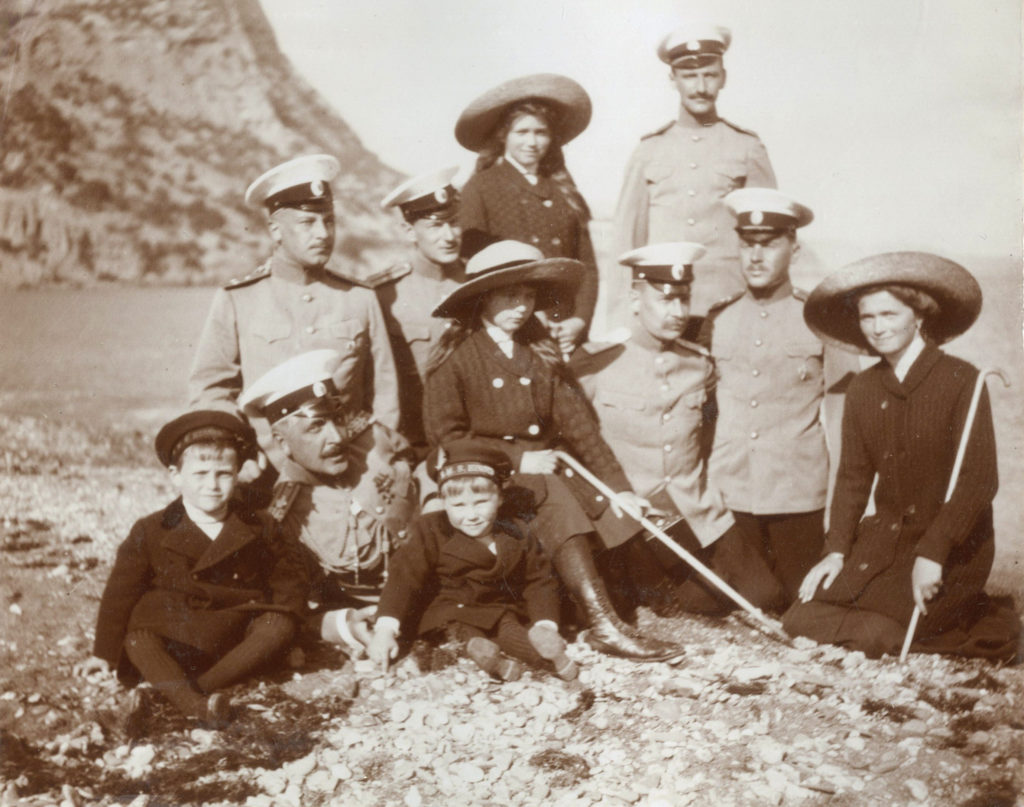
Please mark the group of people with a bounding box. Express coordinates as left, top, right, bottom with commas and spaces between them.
83, 24, 1019, 726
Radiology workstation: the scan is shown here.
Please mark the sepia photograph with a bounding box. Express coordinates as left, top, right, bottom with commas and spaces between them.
0, 0, 1021, 804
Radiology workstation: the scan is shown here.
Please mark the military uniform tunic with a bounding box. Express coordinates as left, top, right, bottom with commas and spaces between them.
609, 112, 776, 316
574, 327, 733, 547
188, 253, 400, 433
706, 283, 845, 514
374, 252, 464, 446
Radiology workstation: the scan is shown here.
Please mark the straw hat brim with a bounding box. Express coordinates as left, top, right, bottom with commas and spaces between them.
455, 73, 592, 153
432, 258, 584, 319
803, 252, 982, 354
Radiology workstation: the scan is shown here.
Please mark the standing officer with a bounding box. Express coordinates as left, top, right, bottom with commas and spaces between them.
574, 242, 784, 614
608, 24, 777, 322
373, 167, 465, 452
704, 188, 857, 607
188, 154, 400, 473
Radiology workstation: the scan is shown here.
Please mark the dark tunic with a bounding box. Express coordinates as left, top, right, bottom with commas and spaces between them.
800, 345, 997, 636
93, 499, 306, 677
458, 161, 598, 326
377, 511, 560, 635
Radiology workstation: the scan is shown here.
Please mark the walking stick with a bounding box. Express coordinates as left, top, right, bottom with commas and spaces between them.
552, 450, 790, 643
898, 367, 1009, 663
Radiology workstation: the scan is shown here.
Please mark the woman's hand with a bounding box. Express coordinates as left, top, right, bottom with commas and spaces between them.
520, 450, 558, 475
552, 316, 586, 356
611, 491, 651, 520
911, 556, 943, 614
798, 552, 845, 603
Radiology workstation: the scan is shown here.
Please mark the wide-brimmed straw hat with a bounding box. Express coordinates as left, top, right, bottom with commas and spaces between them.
803, 252, 982, 353
455, 73, 592, 153
432, 240, 583, 320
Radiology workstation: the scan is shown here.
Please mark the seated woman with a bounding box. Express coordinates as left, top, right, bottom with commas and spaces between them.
423, 240, 681, 661
784, 252, 1019, 661
455, 73, 598, 354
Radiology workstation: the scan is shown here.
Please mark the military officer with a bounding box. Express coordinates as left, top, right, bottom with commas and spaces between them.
373, 167, 466, 451
606, 24, 777, 323
188, 154, 400, 474
574, 242, 784, 613
703, 189, 858, 607
239, 350, 417, 657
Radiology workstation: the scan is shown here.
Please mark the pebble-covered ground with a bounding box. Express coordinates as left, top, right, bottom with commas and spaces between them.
1, 414, 1021, 807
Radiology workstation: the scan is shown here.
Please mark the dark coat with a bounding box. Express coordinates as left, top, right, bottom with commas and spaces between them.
93, 499, 307, 678
377, 511, 560, 634
423, 329, 632, 524
459, 161, 598, 326
816, 345, 997, 635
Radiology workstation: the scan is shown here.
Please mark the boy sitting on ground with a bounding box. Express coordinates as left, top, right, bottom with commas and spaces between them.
80, 411, 306, 726
367, 440, 577, 681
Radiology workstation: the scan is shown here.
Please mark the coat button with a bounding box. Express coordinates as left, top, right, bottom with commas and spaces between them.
551, 237, 561, 246
519, 377, 531, 385
881, 401, 889, 409
890, 523, 899, 532
858, 562, 869, 571
565, 468, 574, 477
543, 199, 554, 208
528, 424, 540, 436
530, 236, 540, 244
456, 603, 464, 608
595, 495, 604, 502
492, 378, 504, 388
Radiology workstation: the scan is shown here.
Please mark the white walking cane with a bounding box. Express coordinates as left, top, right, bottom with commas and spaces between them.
552, 450, 790, 642
898, 367, 1009, 663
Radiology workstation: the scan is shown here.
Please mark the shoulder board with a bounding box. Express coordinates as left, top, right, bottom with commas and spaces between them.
792, 287, 809, 302
322, 266, 374, 288
360, 262, 413, 290
719, 117, 759, 137
640, 120, 675, 140
267, 481, 302, 523
224, 261, 271, 289
707, 290, 745, 313
674, 338, 711, 358
580, 326, 632, 354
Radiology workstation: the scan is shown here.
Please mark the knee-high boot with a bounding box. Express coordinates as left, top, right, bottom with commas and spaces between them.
553, 534, 683, 661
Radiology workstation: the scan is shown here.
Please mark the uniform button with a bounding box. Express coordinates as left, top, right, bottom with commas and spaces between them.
858, 562, 869, 571
661, 383, 670, 391
663, 444, 672, 452
691, 135, 701, 142
750, 431, 758, 439
752, 369, 760, 377
754, 338, 763, 347
375, 505, 384, 514
686, 218, 696, 225
664, 476, 672, 483
655, 356, 665, 365
543, 199, 554, 208
519, 377, 531, 385
687, 189, 696, 197
662, 413, 671, 422
492, 378, 504, 388
528, 424, 540, 436
750, 399, 758, 408
689, 162, 698, 169
301, 293, 313, 302
759, 310, 768, 318
551, 237, 561, 246
305, 326, 315, 334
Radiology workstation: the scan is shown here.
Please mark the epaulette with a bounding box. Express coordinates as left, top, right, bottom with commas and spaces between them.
792, 287, 809, 302
640, 120, 675, 140
360, 261, 413, 290
267, 481, 302, 523
720, 117, 759, 137
579, 326, 631, 354
224, 260, 271, 289
674, 337, 711, 358
323, 266, 373, 289
706, 289, 744, 314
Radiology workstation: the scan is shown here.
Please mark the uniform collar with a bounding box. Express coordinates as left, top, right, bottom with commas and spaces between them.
270, 251, 322, 285
411, 248, 463, 282
629, 321, 673, 352
745, 279, 793, 305
676, 106, 719, 130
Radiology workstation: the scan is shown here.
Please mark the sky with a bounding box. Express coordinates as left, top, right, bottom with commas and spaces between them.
259, 0, 1022, 265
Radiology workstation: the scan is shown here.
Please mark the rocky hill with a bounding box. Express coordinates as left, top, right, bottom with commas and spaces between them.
0, 0, 404, 286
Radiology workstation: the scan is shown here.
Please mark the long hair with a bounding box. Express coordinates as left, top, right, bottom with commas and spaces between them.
425, 305, 565, 377
474, 100, 591, 222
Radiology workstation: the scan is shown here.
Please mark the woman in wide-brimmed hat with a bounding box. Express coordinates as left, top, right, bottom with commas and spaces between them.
783, 252, 1018, 661
422, 240, 682, 662
455, 74, 597, 355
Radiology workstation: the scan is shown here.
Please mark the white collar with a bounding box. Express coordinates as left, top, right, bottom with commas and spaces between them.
891, 332, 927, 382
484, 323, 515, 358
182, 500, 226, 539
503, 154, 539, 185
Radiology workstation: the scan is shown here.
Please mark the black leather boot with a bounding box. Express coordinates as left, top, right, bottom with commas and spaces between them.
554, 534, 683, 661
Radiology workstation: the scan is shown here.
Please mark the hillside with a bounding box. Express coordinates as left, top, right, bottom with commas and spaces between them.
0, 0, 404, 286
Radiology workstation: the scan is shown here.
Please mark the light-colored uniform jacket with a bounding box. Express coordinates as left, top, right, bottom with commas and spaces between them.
574, 327, 734, 548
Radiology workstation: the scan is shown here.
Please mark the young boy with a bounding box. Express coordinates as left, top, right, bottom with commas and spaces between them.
82, 410, 306, 725
368, 440, 577, 681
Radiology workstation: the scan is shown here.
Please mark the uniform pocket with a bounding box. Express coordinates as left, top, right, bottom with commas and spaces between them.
594, 389, 648, 412
712, 159, 746, 194
253, 319, 291, 344
328, 318, 366, 353
784, 341, 824, 382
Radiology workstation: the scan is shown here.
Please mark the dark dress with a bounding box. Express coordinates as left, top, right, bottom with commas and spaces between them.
783, 345, 1017, 658
93, 498, 306, 679
459, 161, 598, 327
423, 328, 638, 550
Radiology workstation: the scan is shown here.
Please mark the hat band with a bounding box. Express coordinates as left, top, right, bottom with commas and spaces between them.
264, 378, 340, 423
736, 211, 797, 231
439, 461, 500, 484
265, 182, 333, 213
669, 40, 726, 62
399, 186, 458, 222
633, 265, 694, 285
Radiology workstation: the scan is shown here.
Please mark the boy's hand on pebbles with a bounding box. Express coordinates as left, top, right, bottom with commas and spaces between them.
367, 628, 399, 673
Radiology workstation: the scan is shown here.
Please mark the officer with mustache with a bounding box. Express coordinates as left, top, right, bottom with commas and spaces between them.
189, 155, 400, 482
240, 349, 417, 658
608, 25, 777, 322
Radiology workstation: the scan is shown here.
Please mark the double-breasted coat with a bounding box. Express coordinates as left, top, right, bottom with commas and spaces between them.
423, 328, 631, 518
811, 345, 997, 633
93, 499, 306, 679
376, 511, 560, 635
458, 161, 598, 326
